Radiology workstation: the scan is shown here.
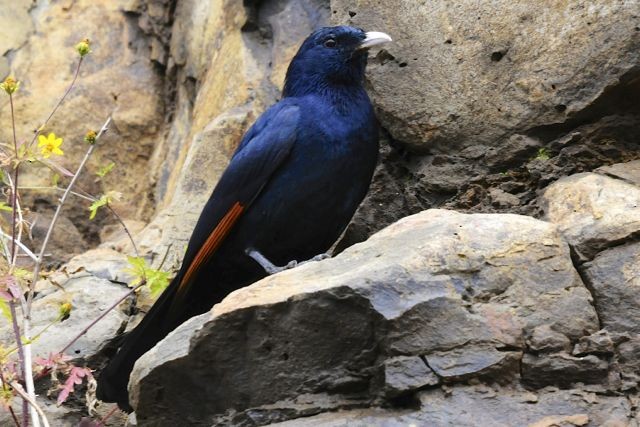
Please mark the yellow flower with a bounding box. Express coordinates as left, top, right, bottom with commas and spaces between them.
75, 38, 91, 57
84, 130, 97, 144
37, 133, 64, 158
59, 302, 72, 320
0, 77, 19, 95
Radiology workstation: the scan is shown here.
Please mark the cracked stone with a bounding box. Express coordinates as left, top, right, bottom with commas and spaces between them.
381, 356, 439, 398
541, 173, 640, 261
581, 242, 640, 336
129, 210, 598, 424
522, 353, 609, 388
528, 324, 572, 353
573, 330, 615, 356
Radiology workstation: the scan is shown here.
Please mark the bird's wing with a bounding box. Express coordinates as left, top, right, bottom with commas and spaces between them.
171, 103, 301, 305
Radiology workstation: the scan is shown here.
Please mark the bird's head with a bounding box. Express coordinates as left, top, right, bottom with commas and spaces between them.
283, 26, 392, 98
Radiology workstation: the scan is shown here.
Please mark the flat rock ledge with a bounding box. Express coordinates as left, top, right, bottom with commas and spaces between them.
129, 209, 637, 426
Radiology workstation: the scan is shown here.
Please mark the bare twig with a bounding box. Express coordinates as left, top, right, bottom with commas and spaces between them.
27, 58, 83, 151
8, 405, 20, 427
59, 281, 145, 355
9, 382, 50, 427
0, 229, 37, 263
105, 205, 140, 258
9, 300, 27, 427
7, 89, 29, 427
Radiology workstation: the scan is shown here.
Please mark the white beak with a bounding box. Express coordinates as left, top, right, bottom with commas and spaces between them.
358, 31, 392, 50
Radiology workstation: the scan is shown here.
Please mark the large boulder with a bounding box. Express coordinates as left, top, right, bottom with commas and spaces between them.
332, 0, 640, 152
129, 209, 603, 425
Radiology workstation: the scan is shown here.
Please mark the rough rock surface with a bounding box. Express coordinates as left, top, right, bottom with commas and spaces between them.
272, 386, 634, 427
130, 209, 605, 425
333, 1, 640, 151
0, 0, 638, 425
334, 0, 640, 247
541, 173, 640, 260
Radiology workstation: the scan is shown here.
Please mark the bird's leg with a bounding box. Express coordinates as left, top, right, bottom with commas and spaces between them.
245, 249, 331, 275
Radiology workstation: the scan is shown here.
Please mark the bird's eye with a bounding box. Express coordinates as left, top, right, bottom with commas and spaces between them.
324, 38, 337, 48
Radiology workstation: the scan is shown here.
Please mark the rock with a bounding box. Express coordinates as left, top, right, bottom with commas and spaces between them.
541, 173, 640, 260
0, 0, 33, 66
489, 188, 520, 208
380, 356, 439, 398
596, 160, 640, 187
271, 386, 633, 427
527, 325, 572, 353
616, 337, 640, 390
129, 209, 599, 424
572, 330, 615, 357
0, 0, 165, 222
521, 353, 609, 388
140, 0, 330, 270
331, 1, 640, 152
0, 274, 128, 361
581, 242, 640, 335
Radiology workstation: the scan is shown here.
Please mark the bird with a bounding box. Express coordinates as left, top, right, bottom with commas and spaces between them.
96, 25, 391, 412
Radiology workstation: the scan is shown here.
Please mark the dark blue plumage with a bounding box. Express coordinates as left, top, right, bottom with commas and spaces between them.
97, 25, 391, 411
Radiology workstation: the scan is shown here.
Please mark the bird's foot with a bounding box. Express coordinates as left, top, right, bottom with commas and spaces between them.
246, 249, 331, 275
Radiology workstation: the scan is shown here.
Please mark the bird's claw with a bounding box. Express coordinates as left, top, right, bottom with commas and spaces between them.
246, 249, 331, 275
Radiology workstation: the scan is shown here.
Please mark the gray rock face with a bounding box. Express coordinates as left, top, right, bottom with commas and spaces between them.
129, 209, 601, 425
332, 0, 640, 152
272, 386, 634, 427
581, 242, 640, 336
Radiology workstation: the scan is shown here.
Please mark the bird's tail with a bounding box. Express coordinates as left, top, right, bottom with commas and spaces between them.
96, 275, 181, 412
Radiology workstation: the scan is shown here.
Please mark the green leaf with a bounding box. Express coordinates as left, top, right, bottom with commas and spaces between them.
124, 256, 170, 297
88, 195, 110, 220
0, 299, 11, 322
0, 202, 12, 213
96, 162, 115, 178
51, 173, 60, 187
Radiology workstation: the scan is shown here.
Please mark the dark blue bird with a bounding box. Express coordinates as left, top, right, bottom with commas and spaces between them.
97, 26, 391, 411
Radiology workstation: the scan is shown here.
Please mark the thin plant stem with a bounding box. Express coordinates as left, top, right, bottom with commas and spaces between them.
97, 405, 118, 426
20, 117, 110, 427
9, 382, 50, 427
0, 230, 37, 263
28, 116, 112, 313
7, 90, 28, 427
8, 405, 20, 427
59, 281, 145, 355
105, 205, 140, 258
17, 186, 95, 202
27, 58, 83, 151
9, 300, 27, 427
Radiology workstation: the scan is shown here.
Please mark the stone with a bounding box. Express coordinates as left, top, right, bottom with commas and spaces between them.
489, 188, 520, 208
331, 0, 640, 152
541, 173, 640, 260
129, 209, 599, 424
380, 356, 439, 398
0, 0, 33, 59
0, 274, 128, 361
616, 337, 640, 390
581, 242, 640, 336
527, 325, 571, 353
596, 160, 640, 187
572, 330, 615, 357
0, 0, 165, 223
271, 386, 633, 427
521, 353, 609, 388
